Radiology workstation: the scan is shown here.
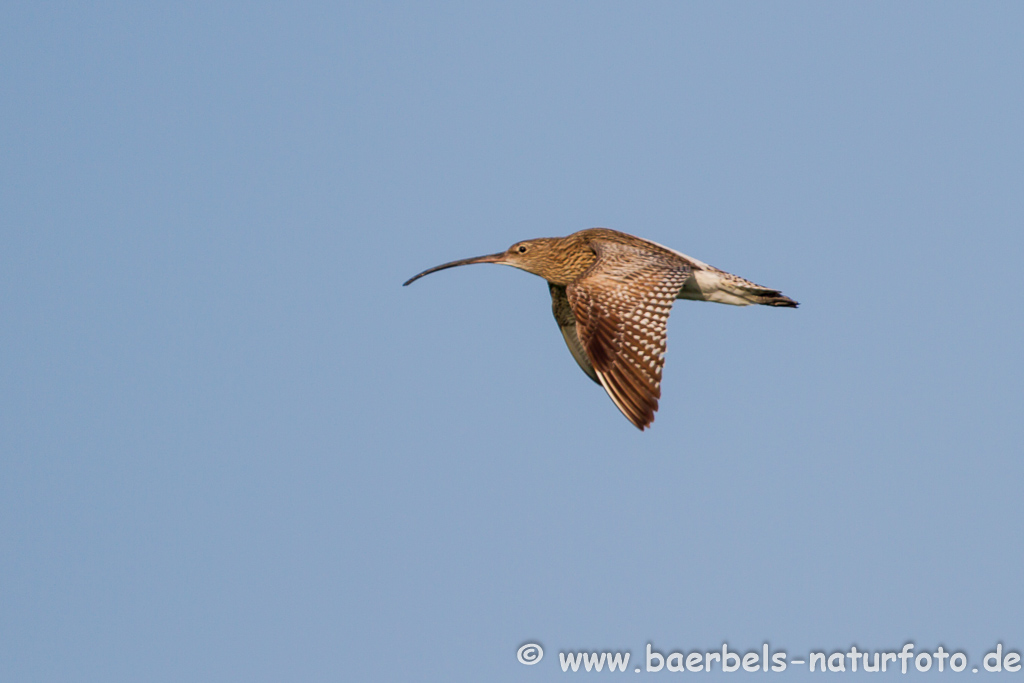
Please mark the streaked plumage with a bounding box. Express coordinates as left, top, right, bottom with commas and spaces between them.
404, 228, 797, 430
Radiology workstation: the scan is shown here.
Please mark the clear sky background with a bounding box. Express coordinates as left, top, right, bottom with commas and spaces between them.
2, 2, 1022, 681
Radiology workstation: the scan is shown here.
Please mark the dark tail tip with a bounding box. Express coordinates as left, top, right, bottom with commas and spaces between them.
763, 293, 799, 308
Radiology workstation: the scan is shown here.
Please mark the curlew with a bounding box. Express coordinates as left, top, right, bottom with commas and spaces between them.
404, 228, 797, 430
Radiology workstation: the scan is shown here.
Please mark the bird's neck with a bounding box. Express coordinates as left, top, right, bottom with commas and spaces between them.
540, 237, 597, 286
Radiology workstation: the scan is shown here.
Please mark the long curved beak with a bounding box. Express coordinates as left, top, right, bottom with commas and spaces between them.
403, 252, 505, 286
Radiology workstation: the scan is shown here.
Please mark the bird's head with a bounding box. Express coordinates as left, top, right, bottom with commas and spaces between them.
403, 237, 576, 286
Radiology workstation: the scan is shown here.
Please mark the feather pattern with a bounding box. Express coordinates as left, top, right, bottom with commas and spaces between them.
550, 284, 600, 384
566, 240, 692, 430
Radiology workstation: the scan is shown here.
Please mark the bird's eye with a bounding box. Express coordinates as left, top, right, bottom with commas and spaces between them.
517, 245, 528, 253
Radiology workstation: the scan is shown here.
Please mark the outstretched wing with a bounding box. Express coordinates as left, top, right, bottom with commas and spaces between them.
567, 240, 691, 430
549, 283, 600, 384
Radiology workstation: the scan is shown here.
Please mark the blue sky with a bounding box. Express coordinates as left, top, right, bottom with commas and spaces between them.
1, 2, 1022, 681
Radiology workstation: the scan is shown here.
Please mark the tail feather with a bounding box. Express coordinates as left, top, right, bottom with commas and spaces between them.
678, 268, 798, 307
757, 290, 799, 308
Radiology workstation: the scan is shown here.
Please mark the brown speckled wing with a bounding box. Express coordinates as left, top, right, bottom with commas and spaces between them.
567, 241, 691, 430
549, 284, 600, 384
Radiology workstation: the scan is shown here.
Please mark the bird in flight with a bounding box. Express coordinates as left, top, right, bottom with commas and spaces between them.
404, 228, 797, 430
